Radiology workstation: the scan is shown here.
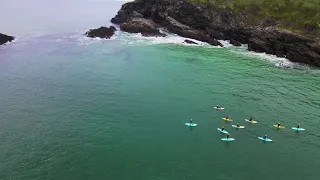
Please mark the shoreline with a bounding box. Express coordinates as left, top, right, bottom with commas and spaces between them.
110, 0, 320, 67
1, 29, 307, 71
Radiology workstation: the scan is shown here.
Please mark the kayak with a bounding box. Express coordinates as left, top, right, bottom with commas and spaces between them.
258, 137, 273, 142
217, 128, 229, 134
185, 123, 197, 127
222, 118, 233, 122
214, 107, 225, 110
245, 119, 258, 124
292, 127, 305, 131
273, 125, 285, 129
232, 125, 245, 129
221, 138, 235, 141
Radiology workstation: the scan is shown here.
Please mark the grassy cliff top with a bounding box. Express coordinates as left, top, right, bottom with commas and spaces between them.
188, 0, 320, 34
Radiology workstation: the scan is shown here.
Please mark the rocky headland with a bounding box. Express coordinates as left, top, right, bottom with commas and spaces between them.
109, 0, 320, 66
0, 33, 14, 45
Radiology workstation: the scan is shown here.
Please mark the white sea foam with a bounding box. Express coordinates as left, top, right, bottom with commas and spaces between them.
87, 30, 300, 69
44, 30, 312, 70
218, 40, 233, 48
75, 30, 119, 45
118, 31, 223, 48
231, 48, 299, 68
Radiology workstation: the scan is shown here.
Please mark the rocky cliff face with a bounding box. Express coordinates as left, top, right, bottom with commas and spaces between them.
111, 0, 320, 67
0, 33, 14, 45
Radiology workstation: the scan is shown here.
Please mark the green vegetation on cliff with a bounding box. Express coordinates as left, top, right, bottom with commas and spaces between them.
189, 0, 320, 33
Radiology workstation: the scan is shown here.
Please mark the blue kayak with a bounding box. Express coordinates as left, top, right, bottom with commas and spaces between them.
221, 138, 235, 141
258, 137, 273, 142
217, 128, 228, 134
185, 123, 197, 127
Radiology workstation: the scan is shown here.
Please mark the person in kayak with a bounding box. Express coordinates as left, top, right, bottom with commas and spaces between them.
297, 123, 300, 128
216, 105, 220, 109
236, 123, 240, 128
221, 126, 225, 131
225, 115, 229, 119
249, 117, 253, 121
277, 122, 281, 128
227, 133, 230, 139
264, 135, 268, 139
190, 119, 193, 124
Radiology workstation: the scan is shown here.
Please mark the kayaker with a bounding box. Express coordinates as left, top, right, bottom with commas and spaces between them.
225, 115, 229, 119
249, 117, 253, 121
264, 135, 268, 139
236, 123, 240, 128
227, 133, 230, 139
216, 105, 220, 109
277, 122, 281, 128
190, 119, 193, 124
221, 126, 225, 131
297, 123, 300, 128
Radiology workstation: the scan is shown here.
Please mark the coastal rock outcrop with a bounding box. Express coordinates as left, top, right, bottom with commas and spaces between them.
184, 39, 198, 44
0, 33, 14, 45
111, 0, 320, 66
112, 0, 222, 47
120, 18, 166, 37
248, 30, 320, 66
230, 39, 241, 46
85, 26, 116, 39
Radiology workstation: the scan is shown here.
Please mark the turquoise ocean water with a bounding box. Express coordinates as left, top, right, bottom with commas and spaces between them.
1, 1, 320, 179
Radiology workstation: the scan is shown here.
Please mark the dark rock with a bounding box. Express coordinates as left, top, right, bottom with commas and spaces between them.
180, 30, 223, 47
230, 39, 241, 46
141, 32, 166, 37
304, 24, 318, 33
209, 39, 223, 46
131, 11, 144, 18
224, 27, 253, 44
309, 42, 320, 54
111, 0, 152, 24
120, 18, 167, 37
248, 38, 273, 54
85, 26, 116, 39
248, 30, 320, 66
0, 33, 14, 45
184, 39, 198, 44
206, 28, 225, 39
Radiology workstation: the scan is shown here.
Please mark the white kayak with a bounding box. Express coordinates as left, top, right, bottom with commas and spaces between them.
245, 119, 258, 124
258, 137, 273, 142
214, 107, 225, 110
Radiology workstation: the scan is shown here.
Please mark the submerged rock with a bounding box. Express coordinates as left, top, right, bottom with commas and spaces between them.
85, 26, 116, 39
0, 33, 14, 45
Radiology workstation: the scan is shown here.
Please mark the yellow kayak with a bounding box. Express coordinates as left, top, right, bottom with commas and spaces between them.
273, 125, 285, 129
222, 118, 233, 122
